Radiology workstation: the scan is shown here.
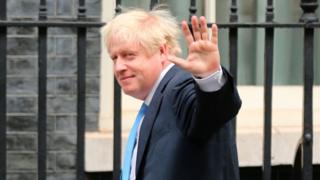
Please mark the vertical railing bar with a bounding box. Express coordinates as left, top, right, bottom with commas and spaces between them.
299, 0, 318, 179
229, 0, 239, 140
229, 0, 238, 82
189, 0, 197, 21
0, 0, 7, 179
38, 0, 48, 179
115, 0, 122, 15
113, 2, 122, 180
263, 1, 274, 180
77, 0, 86, 180
302, 28, 314, 180
113, 73, 122, 180
302, 27, 316, 180
149, 0, 159, 10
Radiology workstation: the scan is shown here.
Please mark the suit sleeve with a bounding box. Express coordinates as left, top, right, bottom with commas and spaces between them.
168, 67, 242, 140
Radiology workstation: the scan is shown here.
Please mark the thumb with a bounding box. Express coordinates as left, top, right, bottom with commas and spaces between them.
168, 55, 189, 69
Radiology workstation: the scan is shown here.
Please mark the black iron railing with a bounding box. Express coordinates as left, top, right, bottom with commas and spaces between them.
0, 1, 7, 180
113, 1, 123, 180
0, 0, 102, 180
37, 0, 48, 179
0, 0, 319, 180
263, 1, 275, 180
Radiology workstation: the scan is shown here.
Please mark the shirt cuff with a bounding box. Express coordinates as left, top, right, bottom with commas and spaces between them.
193, 66, 226, 92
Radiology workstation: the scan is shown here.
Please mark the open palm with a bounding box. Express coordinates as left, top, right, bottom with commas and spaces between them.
168, 16, 220, 78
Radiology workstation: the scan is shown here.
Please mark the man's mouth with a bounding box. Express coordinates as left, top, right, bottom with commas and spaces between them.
119, 75, 134, 81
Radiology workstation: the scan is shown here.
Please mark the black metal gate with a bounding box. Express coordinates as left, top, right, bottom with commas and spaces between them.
0, 0, 103, 180
0, 0, 319, 180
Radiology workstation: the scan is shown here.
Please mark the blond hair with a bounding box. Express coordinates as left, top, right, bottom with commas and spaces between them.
101, 7, 181, 56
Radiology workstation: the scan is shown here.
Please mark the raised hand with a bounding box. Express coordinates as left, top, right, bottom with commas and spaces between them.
168, 16, 220, 78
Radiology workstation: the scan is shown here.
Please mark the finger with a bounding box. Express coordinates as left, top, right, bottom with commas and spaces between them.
191, 16, 201, 41
200, 16, 208, 40
181, 20, 194, 45
167, 55, 189, 70
211, 23, 219, 45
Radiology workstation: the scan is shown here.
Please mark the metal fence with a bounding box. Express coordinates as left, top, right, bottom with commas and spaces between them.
0, 0, 102, 180
0, 0, 319, 180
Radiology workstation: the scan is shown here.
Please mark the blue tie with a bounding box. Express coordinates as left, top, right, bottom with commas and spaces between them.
122, 103, 148, 180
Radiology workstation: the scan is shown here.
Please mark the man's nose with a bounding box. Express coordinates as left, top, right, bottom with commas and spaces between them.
114, 58, 127, 72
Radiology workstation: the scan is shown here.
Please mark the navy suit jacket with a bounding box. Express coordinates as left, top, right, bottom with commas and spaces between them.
135, 65, 242, 180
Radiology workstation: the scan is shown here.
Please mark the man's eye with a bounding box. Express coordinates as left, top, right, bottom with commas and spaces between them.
111, 56, 117, 61
126, 54, 135, 60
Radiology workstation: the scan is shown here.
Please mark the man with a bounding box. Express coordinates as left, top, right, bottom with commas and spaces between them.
102, 7, 241, 180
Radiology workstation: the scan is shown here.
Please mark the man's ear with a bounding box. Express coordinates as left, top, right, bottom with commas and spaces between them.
159, 44, 169, 62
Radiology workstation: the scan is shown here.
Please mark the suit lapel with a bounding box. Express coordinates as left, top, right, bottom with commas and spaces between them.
135, 65, 179, 175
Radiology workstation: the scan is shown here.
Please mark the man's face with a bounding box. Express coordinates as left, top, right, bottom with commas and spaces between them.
108, 40, 165, 100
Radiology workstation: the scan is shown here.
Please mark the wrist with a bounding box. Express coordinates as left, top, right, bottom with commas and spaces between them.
194, 66, 220, 79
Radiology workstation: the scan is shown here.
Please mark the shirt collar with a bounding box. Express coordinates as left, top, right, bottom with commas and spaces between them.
144, 63, 174, 105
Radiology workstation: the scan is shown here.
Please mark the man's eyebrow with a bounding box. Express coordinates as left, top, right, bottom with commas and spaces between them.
121, 49, 138, 54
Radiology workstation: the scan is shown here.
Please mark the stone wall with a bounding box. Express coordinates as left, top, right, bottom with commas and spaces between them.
6, 0, 101, 179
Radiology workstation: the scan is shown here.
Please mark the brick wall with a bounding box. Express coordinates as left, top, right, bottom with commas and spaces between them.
6, 0, 101, 179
